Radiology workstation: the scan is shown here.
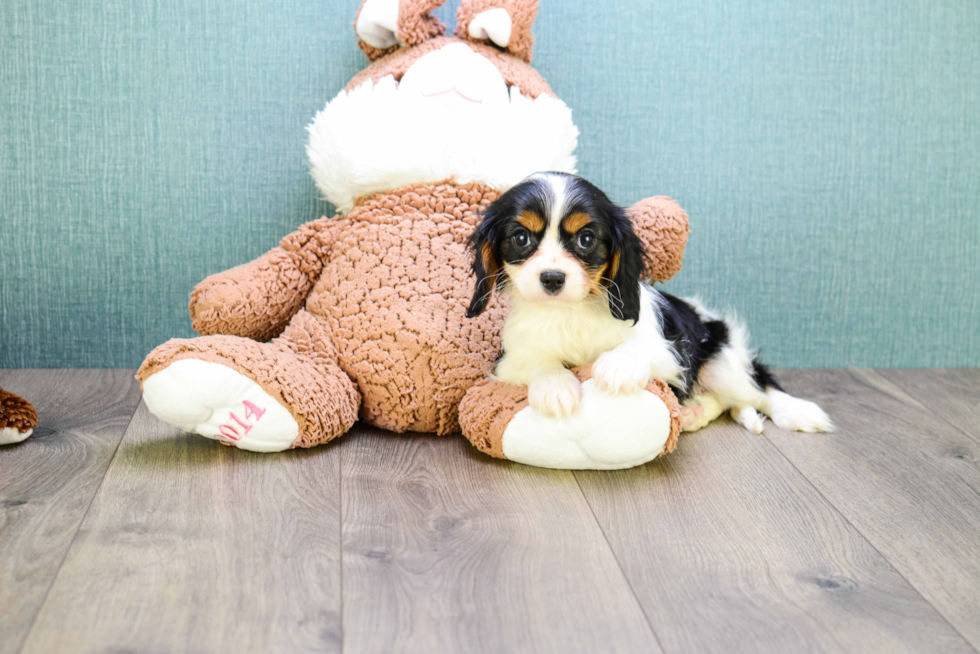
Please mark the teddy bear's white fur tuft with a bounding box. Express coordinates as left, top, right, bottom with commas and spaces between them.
306, 75, 579, 213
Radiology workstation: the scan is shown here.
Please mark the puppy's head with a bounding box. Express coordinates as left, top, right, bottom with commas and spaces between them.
467, 172, 646, 323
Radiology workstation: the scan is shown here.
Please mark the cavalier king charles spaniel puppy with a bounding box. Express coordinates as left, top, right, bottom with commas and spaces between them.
467, 172, 832, 434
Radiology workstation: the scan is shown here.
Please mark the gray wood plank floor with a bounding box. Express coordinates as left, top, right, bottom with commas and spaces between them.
19, 403, 344, 654
0, 370, 142, 654
0, 369, 978, 654
880, 369, 980, 445
574, 418, 971, 654
341, 427, 657, 654
769, 370, 980, 650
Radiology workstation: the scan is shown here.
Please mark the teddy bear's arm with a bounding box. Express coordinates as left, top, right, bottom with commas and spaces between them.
627, 197, 690, 284
189, 216, 349, 341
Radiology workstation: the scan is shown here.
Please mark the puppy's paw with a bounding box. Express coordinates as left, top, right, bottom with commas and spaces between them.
528, 371, 582, 418
592, 351, 650, 395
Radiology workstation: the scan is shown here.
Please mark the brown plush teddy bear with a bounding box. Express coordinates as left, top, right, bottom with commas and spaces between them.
138, 0, 690, 469
0, 387, 38, 445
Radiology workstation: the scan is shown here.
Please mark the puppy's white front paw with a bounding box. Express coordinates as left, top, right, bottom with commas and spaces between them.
592, 351, 650, 395
528, 371, 582, 418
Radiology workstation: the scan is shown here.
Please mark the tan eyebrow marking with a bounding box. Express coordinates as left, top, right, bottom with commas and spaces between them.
562, 212, 592, 233
517, 211, 545, 232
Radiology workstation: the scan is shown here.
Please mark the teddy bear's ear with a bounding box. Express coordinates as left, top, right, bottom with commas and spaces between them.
355, 0, 448, 61
455, 0, 539, 63
627, 197, 690, 284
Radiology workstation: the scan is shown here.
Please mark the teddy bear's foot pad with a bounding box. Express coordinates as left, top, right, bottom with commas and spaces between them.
0, 427, 33, 445
502, 380, 673, 470
142, 359, 299, 452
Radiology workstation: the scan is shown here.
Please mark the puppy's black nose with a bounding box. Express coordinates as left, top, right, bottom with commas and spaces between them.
539, 270, 566, 295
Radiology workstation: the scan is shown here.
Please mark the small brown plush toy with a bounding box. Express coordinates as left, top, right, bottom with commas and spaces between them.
0, 387, 38, 445
138, 0, 689, 469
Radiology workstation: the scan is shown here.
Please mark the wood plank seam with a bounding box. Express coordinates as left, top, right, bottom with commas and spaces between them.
882, 373, 980, 448
14, 396, 143, 654
339, 429, 660, 652
918, 410, 980, 447
20, 399, 345, 652
572, 472, 668, 654
759, 416, 980, 654
855, 370, 980, 651
570, 416, 974, 654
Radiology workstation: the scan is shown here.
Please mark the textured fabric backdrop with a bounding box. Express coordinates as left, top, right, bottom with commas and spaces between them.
1, 0, 978, 368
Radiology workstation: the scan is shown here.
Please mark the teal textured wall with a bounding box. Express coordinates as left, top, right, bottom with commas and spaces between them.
1, 0, 978, 368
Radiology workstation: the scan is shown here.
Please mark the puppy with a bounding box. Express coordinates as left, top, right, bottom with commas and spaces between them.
466, 172, 833, 434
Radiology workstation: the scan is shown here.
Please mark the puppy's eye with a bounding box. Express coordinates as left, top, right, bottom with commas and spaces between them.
576, 230, 596, 251
513, 230, 531, 248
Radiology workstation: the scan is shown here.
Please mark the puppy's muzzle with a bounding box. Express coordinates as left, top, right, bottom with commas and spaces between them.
539, 270, 566, 295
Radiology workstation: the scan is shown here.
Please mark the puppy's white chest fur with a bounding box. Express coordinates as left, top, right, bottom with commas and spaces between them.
495, 285, 682, 390
496, 294, 634, 380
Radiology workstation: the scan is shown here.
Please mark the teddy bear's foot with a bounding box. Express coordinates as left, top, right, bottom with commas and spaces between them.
139, 321, 361, 452
142, 359, 300, 453
460, 370, 682, 470
0, 387, 39, 445
0, 427, 33, 445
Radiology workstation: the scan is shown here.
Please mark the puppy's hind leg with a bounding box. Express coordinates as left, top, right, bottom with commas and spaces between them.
761, 388, 834, 433
679, 394, 726, 432
746, 358, 833, 432
708, 357, 834, 434
731, 405, 765, 434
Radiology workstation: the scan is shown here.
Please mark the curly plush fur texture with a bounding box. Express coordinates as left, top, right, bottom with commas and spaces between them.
138, 0, 690, 465
142, 182, 509, 441
0, 387, 38, 444
140, 179, 688, 448
455, 0, 538, 63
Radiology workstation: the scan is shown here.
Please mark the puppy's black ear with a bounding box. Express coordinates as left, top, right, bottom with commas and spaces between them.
607, 209, 646, 324
466, 213, 501, 318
